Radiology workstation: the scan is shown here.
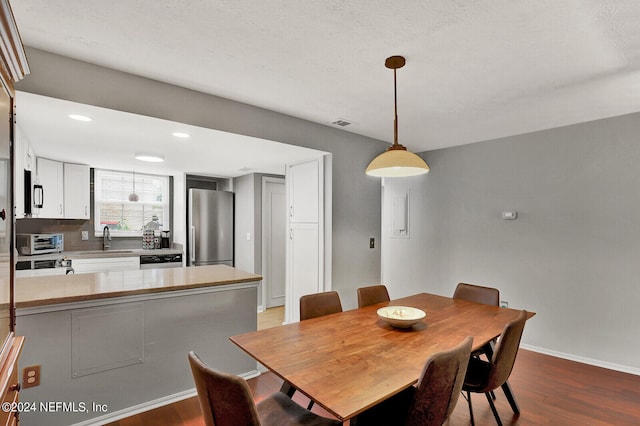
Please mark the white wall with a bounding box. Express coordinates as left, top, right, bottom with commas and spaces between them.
382, 112, 640, 374
234, 174, 256, 273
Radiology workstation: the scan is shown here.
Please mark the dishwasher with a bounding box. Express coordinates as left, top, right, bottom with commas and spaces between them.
139, 253, 183, 269
15, 258, 74, 277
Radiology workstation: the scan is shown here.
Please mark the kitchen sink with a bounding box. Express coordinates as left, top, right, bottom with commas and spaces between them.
76, 250, 136, 255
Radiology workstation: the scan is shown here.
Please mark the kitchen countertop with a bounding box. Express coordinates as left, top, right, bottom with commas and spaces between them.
15, 264, 261, 308
17, 248, 183, 262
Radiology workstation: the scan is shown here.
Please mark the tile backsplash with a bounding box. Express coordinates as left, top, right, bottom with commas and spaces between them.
16, 218, 144, 251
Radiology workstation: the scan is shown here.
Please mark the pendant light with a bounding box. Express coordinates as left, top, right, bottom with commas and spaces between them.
128, 171, 139, 202
365, 55, 430, 177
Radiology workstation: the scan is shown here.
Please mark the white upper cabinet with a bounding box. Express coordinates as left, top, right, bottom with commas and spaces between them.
64, 163, 90, 219
34, 158, 90, 219
36, 157, 64, 218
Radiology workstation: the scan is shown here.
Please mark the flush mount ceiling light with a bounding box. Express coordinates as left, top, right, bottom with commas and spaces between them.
135, 153, 165, 162
68, 114, 92, 122
365, 55, 430, 178
172, 132, 190, 138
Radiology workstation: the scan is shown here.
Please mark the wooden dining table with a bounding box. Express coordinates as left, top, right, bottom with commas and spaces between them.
230, 292, 534, 424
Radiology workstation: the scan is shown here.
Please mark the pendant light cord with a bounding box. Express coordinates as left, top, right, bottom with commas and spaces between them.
393, 67, 398, 146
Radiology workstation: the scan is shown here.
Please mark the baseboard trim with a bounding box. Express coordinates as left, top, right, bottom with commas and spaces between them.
522, 344, 640, 376
70, 369, 262, 426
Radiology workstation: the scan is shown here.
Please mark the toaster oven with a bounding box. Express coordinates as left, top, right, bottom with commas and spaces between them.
16, 233, 64, 255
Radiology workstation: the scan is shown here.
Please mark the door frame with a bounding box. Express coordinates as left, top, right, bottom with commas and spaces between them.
261, 176, 286, 312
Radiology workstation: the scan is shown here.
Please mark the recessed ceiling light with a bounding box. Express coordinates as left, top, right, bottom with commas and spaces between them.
135, 153, 165, 163
69, 114, 92, 122
172, 132, 190, 138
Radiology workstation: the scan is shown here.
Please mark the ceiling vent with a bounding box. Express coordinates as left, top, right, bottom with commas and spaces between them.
332, 119, 352, 127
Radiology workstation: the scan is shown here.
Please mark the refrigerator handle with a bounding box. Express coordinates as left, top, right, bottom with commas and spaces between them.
190, 226, 196, 265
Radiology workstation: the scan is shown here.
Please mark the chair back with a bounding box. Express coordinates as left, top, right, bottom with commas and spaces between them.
300, 291, 343, 320
188, 351, 260, 426
486, 310, 527, 390
405, 336, 473, 426
453, 282, 500, 306
357, 285, 390, 308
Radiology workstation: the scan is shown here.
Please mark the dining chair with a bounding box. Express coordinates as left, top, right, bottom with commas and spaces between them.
452, 283, 500, 357
453, 282, 500, 307
188, 351, 341, 426
453, 282, 502, 400
357, 284, 390, 308
352, 336, 473, 426
300, 291, 343, 320
462, 310, 528, 426
292, 291, 344, 409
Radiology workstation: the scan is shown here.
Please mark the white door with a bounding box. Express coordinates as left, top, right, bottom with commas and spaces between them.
285, 157, 324, 323
263, 178, 286, 309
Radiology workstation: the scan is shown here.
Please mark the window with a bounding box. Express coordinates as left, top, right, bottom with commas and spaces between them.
94, 169, 170, 237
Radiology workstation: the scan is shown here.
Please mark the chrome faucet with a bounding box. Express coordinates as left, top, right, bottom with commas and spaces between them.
103, 226, 112, 250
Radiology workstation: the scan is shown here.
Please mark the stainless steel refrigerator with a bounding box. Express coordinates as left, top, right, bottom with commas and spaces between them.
188, 189, 234, 266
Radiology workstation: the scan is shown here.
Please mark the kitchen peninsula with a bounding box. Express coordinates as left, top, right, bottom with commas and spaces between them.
14, 265, 261, 426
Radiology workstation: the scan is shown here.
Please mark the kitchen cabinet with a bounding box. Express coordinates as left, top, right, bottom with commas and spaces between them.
36, 157, 64, 218
13, 125, 35, 218
64, 163, 90, 219
72, 256, 140, 274
33, 159, 90, 219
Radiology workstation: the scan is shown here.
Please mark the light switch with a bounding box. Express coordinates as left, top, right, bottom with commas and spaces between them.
246, 232, 251, 241
502, 211, 517, 220
81, 231, 89, 240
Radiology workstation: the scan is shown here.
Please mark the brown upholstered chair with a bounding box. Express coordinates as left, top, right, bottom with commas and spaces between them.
453, 282, 520, 409
462, 310, 528, 426
453, 283, 500, 356
292, 291, 344, 409
453, 282, 500, 306
300, 291, 343, 320
357, 285, 390, 308
353, 336, 473, 426
188, 351, 340, 426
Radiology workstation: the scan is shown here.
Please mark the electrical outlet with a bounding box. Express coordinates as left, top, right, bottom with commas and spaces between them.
500, 300, 509, 308
22, 365, 41, 388
81, 231, 89, 240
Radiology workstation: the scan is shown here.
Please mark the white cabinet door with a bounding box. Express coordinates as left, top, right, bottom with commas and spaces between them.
64, 163, 90, 219
285, 157, 324, 323
13, 125, 35, 218
288, 159, 319, 223
72, 257, 140, 274
36, 157, 64, 218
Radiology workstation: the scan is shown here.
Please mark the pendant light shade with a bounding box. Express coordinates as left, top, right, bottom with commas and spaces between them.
365, 55, 430, 177
128, 171, 139, 202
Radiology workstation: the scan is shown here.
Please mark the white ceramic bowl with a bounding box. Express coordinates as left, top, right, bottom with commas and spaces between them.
377, 306, 426, 328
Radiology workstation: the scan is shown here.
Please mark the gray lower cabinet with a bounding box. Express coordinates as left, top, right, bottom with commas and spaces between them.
16, 282, 259, 426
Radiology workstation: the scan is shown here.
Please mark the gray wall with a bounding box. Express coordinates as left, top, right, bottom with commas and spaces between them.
17, 47, 387, 309
381, 112, 640, 373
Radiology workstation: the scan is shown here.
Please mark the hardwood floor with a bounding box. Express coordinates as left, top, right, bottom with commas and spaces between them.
107, 307, 640, 425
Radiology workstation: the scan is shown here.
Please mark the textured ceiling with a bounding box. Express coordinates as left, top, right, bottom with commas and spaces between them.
10, 0, 640, 154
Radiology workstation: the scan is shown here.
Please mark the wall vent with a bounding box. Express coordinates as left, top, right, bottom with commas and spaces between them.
332, 119, 352, 127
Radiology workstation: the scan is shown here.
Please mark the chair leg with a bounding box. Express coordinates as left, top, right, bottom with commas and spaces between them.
501, 381, 520, 414
485, 392, 503, 426
467, 391, 475, 426
279, 382, 296, 397
306, 400, 314, 410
